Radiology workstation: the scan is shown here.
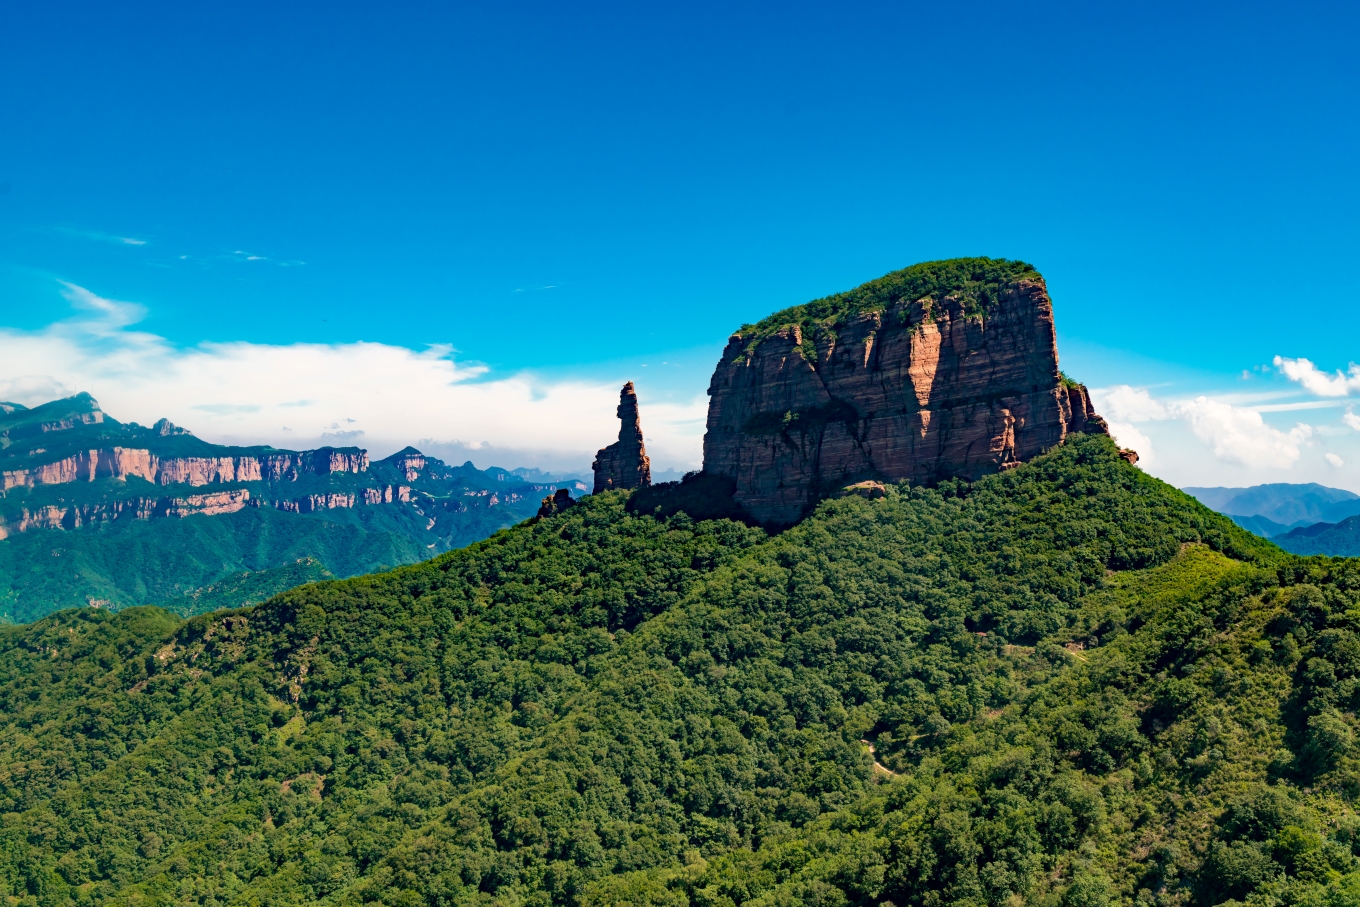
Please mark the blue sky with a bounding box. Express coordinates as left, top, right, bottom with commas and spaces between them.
2, 1, 1359, 485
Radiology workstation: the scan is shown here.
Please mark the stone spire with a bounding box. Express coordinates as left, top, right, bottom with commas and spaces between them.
592, 381, 652, 494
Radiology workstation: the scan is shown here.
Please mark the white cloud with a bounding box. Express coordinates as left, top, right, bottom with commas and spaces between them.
1173, 396, 1311, 469
1093, 384, 1316, 471
1327, 452, 1345, 467
1105, 421, 1156, 467
0, 283, 708, 471
1274, 355, 1360, 397
1345, 410, 1360, 431
1092, 385, 1168, 422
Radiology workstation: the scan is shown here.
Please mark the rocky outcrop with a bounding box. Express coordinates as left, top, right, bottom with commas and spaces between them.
1, 447, 369, 491
361, 485, 412, 505
0, 490, 251, 538
592, 382, 652, 494
274, 493, 356, 514
537, 488, 576, 518
389, 449, 426, 482
702, 273, 1107, 526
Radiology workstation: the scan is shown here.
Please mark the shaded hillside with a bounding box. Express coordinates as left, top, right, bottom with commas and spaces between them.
1185, 483, 1360, 529
0, 507, 421, 623
154, 558, 335, 617
1275, 515, 1360, 557
8, 437, 1359, 907
1230, 513, 1292, 539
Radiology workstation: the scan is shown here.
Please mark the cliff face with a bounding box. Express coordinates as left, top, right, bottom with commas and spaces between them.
0, 396, 583, 543
702, 266, 1107, 526
592, 382, 652, 494
1, 447, 369, 491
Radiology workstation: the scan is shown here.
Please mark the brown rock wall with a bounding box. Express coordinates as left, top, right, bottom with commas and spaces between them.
0, 489, 251, 538
0, 446, 370, 491
702, 278, 1107, 525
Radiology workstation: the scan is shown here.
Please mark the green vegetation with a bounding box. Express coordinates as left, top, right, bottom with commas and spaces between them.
0, 507, 425, 624
155, 558, 335, 617
1273, 516, 1360, 557
735, 258, 1039, 357
5, 436, 1360, 906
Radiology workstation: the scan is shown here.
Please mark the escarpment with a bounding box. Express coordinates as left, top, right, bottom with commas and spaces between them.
1, 447, 368, 491
702, 258, 1109, 526
0, 396, 580, 541
592, 382, 652, 494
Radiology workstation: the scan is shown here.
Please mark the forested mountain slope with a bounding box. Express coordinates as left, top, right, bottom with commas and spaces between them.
1275, 515, 1360, 558
4, 436, 1360, 907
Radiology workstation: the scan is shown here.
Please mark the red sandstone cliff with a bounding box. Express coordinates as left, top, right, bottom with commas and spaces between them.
1, 447, 369, 491
592, 382, 652, 494
702, 276, 1106, 525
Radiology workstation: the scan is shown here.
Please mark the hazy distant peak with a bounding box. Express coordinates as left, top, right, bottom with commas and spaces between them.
1185, 482, 1360, 528
152, 417, 191, 437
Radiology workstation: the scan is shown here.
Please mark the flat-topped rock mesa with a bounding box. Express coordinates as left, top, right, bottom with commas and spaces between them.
702, 258, 1109, 526
592, 382, 652, 493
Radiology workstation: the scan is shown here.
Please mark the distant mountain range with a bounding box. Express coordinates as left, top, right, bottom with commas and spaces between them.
0, 393, 587, 622
1183, 482, 1360, 556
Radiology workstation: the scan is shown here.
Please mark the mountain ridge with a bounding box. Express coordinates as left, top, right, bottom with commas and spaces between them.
6, 259, 1360, 906
10, 436, 1360, 906
1184, 483, 1360, 528
0, 394, 585, 620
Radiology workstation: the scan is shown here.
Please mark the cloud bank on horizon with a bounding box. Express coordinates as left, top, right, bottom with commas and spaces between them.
1093, 372, 1360, 488
0, 283, 708, 473
6, 281, 1360, 490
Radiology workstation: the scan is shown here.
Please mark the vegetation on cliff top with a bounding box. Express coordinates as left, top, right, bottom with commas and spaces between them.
7, 436, 1360, 907
735, 257, 1040, 358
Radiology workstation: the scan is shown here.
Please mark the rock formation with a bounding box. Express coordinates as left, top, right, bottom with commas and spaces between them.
702, 262, 1108, 526
1, 447, 369, 491
592, 382, 652, 494
537, 488, 576, 518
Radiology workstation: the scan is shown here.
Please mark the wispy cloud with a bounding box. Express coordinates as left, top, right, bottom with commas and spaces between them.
52, 226, 150, 247
1094, 385, 1315, 470
0, 282, 706, 470
1275, 355, 1360, 397
1175, 396, 1312, 469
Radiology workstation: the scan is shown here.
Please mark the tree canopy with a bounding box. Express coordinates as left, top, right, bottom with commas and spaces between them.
2, 436, 1358, 907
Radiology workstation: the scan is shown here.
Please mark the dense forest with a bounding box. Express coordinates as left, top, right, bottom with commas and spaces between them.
2, 436, 1359, 906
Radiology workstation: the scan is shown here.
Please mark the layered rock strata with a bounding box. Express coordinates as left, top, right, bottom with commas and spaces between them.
702, 275, 1108, 525
592, 382, 652, 494
0, 394, 574, 547
0, 490, 252, 537
1, 447, 368, 491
